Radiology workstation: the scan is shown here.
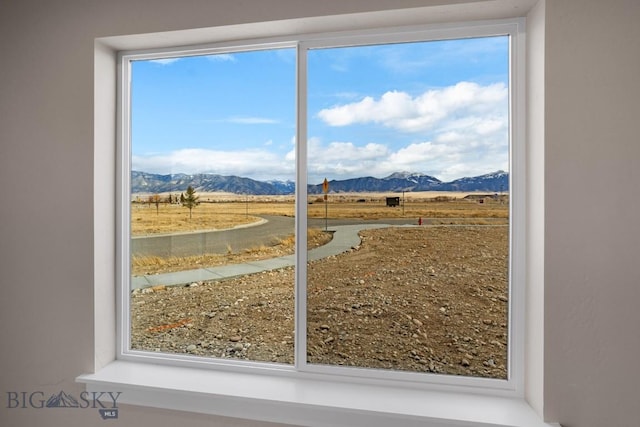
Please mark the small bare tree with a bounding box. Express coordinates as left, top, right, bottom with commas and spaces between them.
150, 194, 161, 216
181, 186, 199, 219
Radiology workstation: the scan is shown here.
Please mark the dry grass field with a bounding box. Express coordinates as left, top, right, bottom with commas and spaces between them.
131, 191, 508, 275
131, 191, 508, 236
132, 228, 331, 276
131, 203, 258, 236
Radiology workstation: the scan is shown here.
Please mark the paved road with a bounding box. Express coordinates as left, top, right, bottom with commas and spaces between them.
130, 216, 505, 288
132, 215, 421, 257
132, 215, 293, 257
132, 222, 406, 289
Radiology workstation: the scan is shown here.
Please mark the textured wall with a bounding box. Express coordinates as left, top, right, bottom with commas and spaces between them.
544, 0, 640, 426
2, 0, 640, 426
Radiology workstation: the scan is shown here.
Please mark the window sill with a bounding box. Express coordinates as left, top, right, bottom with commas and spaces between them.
77, 360, 556, 427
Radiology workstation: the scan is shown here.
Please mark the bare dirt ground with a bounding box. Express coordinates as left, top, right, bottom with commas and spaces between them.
131, 225, 509, 379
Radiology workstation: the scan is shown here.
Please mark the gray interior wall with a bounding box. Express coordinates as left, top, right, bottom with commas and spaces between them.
544, 0, 640, 426
1, 1, 639, 426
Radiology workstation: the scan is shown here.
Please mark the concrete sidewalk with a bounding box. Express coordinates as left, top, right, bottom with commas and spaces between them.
131, 223, 413, 289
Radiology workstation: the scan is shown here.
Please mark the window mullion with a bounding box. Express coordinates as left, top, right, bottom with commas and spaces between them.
294, 42, 309, 370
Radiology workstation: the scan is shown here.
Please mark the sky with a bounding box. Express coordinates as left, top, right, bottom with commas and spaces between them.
131, 36, 509, 185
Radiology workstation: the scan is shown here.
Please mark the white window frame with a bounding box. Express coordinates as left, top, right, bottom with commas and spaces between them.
118, 22, 523, 391
120, 18, 524, 392
79, 12, 554, 427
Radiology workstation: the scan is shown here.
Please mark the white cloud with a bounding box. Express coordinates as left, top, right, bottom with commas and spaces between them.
205, 54, 236, 62
134, 134, 507, 184
310, 81, 509, 182
303, 136, 507, 184
317, 82, 507, 134
134, 126, 507, 183
304, 140, 391, 179
148, 58, 181, 65
310, 140, 389, 162
132, 148, 294, 181
134, 81, 509, 183
148, 54, 236, 65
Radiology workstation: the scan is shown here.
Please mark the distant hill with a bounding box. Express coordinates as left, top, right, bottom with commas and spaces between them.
439, 170, 509, 192
307, 171, 508, 193
131, 170, 508, 195
307, 172, 442, 194
131, 171, 294, 195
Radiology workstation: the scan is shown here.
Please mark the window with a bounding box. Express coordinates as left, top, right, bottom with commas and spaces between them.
304, 38, 511, 380
127, 48, 298, 365
80, 11, 552, 426
117, 19, 524, 395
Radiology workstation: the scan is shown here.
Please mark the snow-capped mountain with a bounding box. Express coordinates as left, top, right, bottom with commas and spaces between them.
442, 170, 509, 192
307, 172, 443, 194
131, 170, 508, 194
131, 171, 294, 195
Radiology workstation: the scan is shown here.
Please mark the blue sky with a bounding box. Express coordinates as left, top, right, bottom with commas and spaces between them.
131, 36, 509, 184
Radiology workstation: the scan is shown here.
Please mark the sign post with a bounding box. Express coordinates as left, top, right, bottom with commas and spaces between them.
322, 178, 329, 231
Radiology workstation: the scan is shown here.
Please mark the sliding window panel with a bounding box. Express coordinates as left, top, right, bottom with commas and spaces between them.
128, 49, 297, 364
305, 37, 511, 379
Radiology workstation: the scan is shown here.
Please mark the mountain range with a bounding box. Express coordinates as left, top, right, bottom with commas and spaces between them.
131, 170, 508, 195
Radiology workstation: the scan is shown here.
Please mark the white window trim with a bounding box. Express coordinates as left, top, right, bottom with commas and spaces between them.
78, 360, 557, 427
82, 7, 554, 426
118, 19, 523, 393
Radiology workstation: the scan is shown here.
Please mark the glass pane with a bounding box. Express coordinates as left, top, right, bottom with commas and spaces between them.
129, 49, 297, 364
306, 37, 510, 378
